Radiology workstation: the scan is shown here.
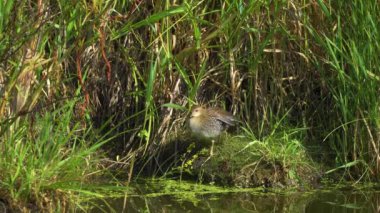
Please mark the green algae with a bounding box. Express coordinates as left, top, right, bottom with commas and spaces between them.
89, 179, 380, 213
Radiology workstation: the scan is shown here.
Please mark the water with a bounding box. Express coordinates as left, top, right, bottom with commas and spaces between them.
90, 180, 380, 213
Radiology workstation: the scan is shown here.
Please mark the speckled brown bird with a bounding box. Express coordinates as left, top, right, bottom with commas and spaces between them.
189, 106, 235, 156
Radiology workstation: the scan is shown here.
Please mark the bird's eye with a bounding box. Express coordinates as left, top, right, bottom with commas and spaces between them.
195, 109, 198, 112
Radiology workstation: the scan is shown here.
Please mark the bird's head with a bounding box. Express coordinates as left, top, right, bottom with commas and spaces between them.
190, 106, 206, 118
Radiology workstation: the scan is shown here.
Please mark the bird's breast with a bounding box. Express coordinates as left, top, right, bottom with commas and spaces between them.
189, 116, 223, 138
189, 117, 202, 133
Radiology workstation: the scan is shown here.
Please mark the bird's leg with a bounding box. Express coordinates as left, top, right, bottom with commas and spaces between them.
210, 139, 215, 156
202, 139, 215, 167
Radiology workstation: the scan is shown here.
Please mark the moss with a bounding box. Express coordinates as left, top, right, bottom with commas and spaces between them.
183, 133, 322, 188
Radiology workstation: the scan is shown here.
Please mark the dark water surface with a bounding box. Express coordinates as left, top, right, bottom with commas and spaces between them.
90, 180, 380, 213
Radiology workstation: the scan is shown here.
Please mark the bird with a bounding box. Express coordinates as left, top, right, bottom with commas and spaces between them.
189, 106, 235, 156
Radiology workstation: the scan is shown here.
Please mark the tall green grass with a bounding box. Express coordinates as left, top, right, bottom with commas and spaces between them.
0, 100, 114, 211
308, 0, 380, 179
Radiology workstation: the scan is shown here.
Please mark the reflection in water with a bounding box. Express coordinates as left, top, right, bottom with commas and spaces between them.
90, 182, 380, 213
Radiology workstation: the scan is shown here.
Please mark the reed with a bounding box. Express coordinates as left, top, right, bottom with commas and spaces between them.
308, 0, 380, 179
0, 100, 115, 211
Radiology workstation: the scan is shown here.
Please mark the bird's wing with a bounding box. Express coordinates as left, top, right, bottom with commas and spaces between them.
209, 108, 236, 126
216, 115, 235, 126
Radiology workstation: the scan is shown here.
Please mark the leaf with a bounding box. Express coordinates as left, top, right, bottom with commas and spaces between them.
114, 6, 186, 39
161, 103, 187, 111
316, 0, 331, 19
325, 160, 364, 174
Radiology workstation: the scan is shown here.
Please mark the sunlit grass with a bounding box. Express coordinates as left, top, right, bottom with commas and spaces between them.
307, 0, 380, 179
0, 101, 116, 211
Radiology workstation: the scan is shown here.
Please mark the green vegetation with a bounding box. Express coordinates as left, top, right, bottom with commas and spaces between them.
309, 1, 380, 179
172, 126, 318, 188
0, 0, 379, 211
0, 101, 115, 211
